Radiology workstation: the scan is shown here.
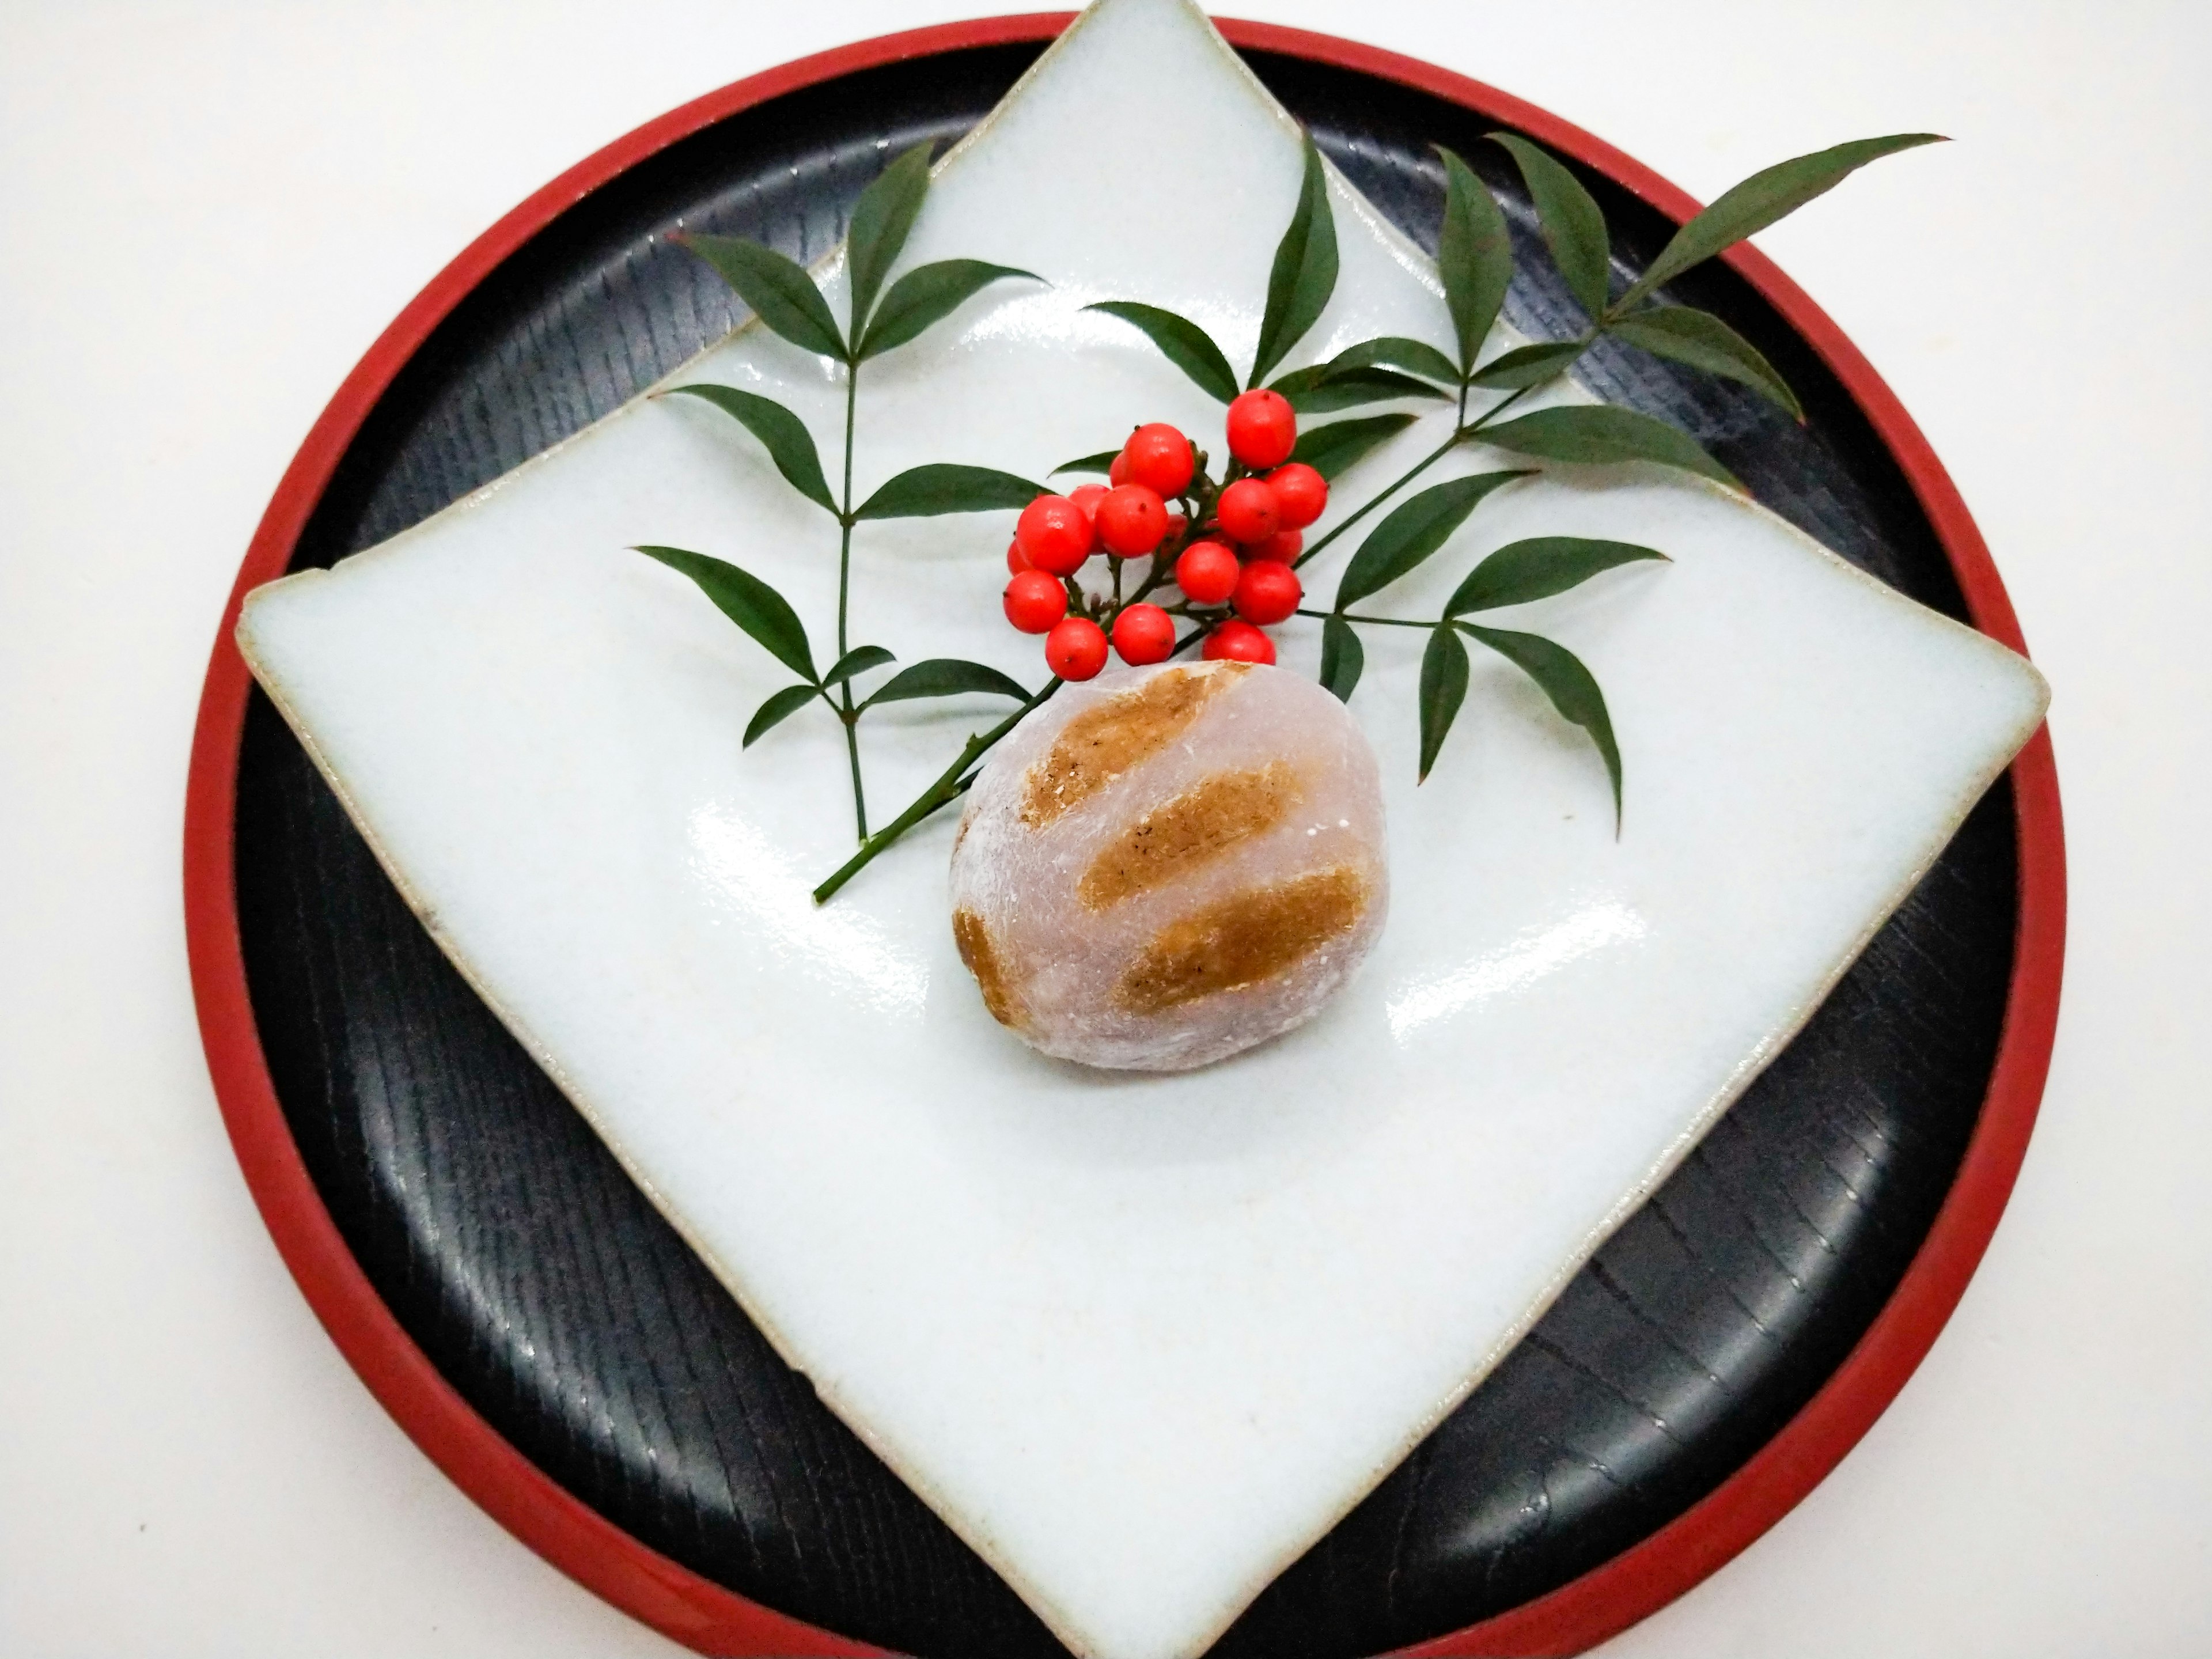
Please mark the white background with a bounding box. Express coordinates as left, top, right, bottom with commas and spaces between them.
2, 2, 2206, 1655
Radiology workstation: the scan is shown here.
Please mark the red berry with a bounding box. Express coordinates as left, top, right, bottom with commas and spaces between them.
1108, 447, 1132, 487
1215, 478, 1281, 544
1006, 537, 1031, 574
1003, 569, 1068, 634
1174, 540, 1241, 605
1250, 528, 1302, 563
1096, 484, 1169, 557
1225, 388, 1297, 468
1123, 423, 1195, 497
1016, 495, 1094, 576
1203, 620, 1276, 665
1046, 616, 1109, 680
1067, 482, 1108, 528
1111, 603, 1176, 665
1266, 463, 1328, 530
1234, 559, 1302, 625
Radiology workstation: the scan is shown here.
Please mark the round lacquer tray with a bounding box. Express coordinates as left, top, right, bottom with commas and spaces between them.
185, 14, 2065, 1658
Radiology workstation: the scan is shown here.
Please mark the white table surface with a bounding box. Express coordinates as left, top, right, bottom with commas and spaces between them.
3, 2, 2207, 1655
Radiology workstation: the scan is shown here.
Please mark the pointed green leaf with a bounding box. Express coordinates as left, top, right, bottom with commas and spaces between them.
1332, 334, 1464, 386
823, 645, 896, 688
1250, 139, 1340, 388
861, 658, 1031, 709
677, 233, 847, 361
1051, 449, 1123, 478
1434, 146, 1514, 372
1319, 615, 1365, 702
743, 683, 821, 748
1085, 301, 1240, 403
1477, 405, 1739, 488
637, 546, 816, 681
858, 259, 1039, 360
662, 384, 837, 513
1274, 364, 1452, 414
1605, 306, 1802, 419
854, 464, 1048, 520
1417, 624, 1471, 782
1292, 412, 1418, 481
1490, 132, 1611, 319
1619, 133, 1945, 310
1447, 537, 1669, 615
1468, 338, 1590, 391
1334, 471, 1529, 610
1462, 623, 1623, 821
845, 143, 933, 334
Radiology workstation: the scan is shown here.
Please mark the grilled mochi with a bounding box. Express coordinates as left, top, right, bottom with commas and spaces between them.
950, 662, 1389, 1070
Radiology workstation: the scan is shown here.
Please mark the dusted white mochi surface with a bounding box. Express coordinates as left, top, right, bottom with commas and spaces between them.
236, 0, 2050, 1654
949, 662, 1390, 1071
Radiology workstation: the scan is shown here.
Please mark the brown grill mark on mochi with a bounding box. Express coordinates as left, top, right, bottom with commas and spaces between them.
1020, 663, 1248, 830
952, 908, 1025, 1030
1077, 763, 1301, 911
1115, 866, 1368, 1013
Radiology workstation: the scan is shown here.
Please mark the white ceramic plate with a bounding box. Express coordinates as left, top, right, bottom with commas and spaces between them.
233, 2, 2047, 1654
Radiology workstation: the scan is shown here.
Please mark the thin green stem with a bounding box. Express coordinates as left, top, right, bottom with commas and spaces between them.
1296, 606, 1434, 630
811, 680, 1061, 904
836, 358, 867, 841
1291, 377, 1547, 574
1291, 430, 1459, 570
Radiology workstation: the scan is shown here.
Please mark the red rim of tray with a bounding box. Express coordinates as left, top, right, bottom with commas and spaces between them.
183, 14, 2067, 1657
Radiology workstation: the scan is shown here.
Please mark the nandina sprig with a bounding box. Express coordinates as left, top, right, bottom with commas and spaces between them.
808, 126, 1941, 897
636, 142, 1055, 843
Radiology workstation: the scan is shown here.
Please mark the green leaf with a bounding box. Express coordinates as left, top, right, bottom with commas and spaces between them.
662, 384, 837, 513
1250, 139, 1340, 388
1462, 623, 1623, 822
1476, 405, 1739, 489
1292, 412, 1418, 481
862, 657, 1031, 709
1417, 624, 1471, 783
678, 233, 848, 361
1490, 132, 1611, 320
1332, 334, 1464, 386
1334, 471, 1528, 610
1319, 615, 1364, 702
1434, 145, 1514, 372
743, 683, 820, 748
854, 464, 1048, 520
1274, 363, 1452, 414
1619, 133, 1945, 310
637, 546, 816, 681
822, 645, 896, 688
1051, 450, 1123, 478
1447, 537, 1669, 615
1605, 306, 1802, 419
844, 143, 933, 334
858, 259, 1039, 360
1468, 338, 1590, 391
1086, 301, 1240, 403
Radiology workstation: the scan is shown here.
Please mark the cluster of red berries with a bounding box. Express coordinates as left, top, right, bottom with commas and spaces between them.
1001, 388, 1327, 680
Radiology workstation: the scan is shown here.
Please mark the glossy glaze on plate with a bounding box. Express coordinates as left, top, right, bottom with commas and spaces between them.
220, 6, 2035, 1654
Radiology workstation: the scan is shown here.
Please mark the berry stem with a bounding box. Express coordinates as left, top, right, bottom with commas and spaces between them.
810, 679, 1062, 904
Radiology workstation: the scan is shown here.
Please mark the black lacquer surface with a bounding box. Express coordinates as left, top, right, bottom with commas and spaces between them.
231, 41, 2018, 1658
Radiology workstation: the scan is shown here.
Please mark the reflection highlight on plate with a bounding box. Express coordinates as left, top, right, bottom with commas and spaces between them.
1388, 896, 1647, 1043
688, 805, 929, 1021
